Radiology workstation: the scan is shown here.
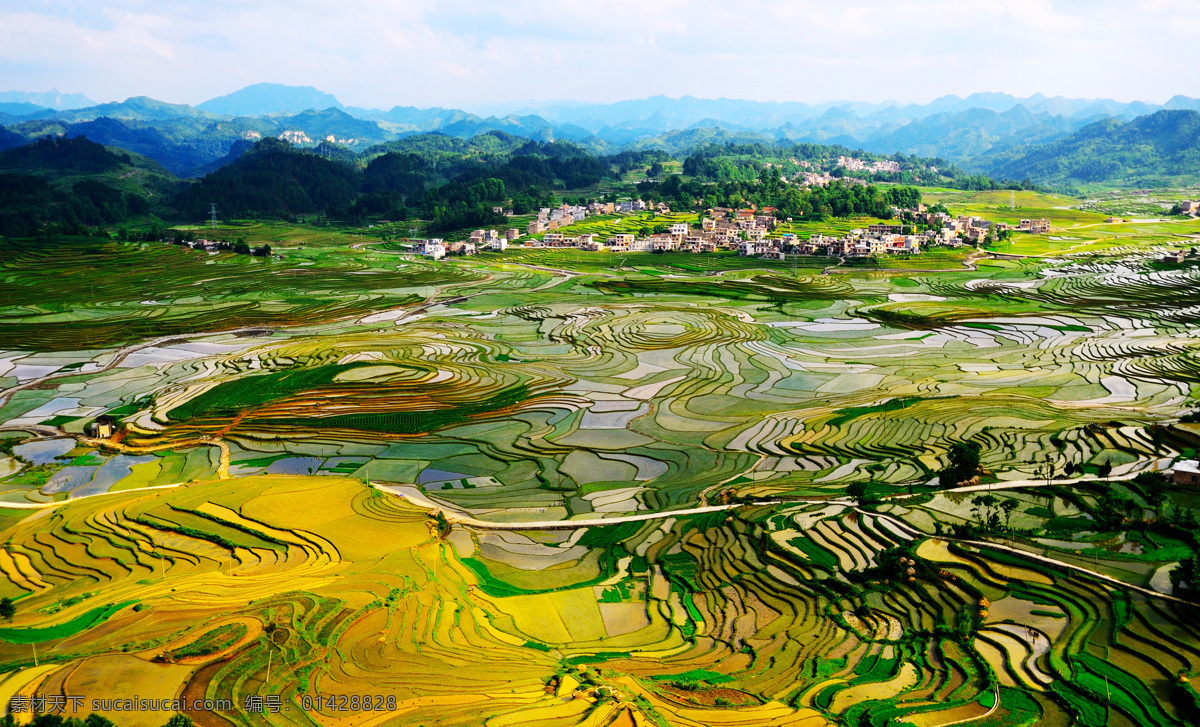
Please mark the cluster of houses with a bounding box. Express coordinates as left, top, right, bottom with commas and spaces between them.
1180, 200, 1200, 216
406, 202, 1052, 262
795, 171, 838, 187
410, 227, 522, 259
525, 201, 674, 235
185, 238, 223, 252
526, 204, 589, 235
837, 156, 902, 174
173, 237, 274, 258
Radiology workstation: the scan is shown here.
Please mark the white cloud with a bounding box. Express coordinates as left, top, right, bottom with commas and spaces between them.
0, 0, 1195, 107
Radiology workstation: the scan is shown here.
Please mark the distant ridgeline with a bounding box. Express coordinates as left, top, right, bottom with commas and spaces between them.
6, 111, 1199, 238
0, 126, 978, 237
966, 109, 1200, 187
2, 85, 1200, 191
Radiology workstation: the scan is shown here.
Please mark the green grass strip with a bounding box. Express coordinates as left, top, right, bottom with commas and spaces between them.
0, 601, 135, 644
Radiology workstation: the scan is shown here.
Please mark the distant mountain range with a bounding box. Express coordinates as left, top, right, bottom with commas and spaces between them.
473, 92, 1198, 136
2, 83, 1199, 185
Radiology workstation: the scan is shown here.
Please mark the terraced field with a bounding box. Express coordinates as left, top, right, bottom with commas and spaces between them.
2, 223, 1200, 725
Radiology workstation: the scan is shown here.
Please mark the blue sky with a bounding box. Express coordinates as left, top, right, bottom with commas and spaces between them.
1, 0, 1197, 108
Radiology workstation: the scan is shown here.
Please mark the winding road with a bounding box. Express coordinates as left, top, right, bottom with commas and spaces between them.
377, 464, 1191, 605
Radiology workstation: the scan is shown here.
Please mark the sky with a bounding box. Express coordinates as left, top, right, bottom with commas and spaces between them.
1, 0, 1198, 110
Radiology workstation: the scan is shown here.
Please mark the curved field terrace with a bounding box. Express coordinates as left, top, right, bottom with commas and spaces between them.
3, 220, 1200, 727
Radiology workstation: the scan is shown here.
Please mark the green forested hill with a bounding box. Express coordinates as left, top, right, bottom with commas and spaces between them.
0, 134, 126, 175
0, 125, 25, 152
173, 138, 359, 219
175, 135, 612, 227
0, 135, 179, 236
970, 109, 1200, 185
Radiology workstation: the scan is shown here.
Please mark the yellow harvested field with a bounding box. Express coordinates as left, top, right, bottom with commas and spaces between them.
916, 538, 1051, 585
485, 697, 591, 727
904, 701, 990, 727
829, 662, 918, 712
599, 602, 651, 637
0, 666, 62, 724
58, 655, 194, 727
0, 549, 50, 593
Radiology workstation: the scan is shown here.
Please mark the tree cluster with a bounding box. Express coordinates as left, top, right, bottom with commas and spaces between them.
937, 441, 982, 488
635, 167, 920, 221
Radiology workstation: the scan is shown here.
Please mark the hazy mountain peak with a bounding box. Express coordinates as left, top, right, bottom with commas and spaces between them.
0, 89, 96, 110
1163, 95, 1200, 111
197, 83, 343, 117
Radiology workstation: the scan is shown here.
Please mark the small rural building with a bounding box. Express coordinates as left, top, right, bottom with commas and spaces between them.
1173, 460, 1200, 486
90, 415, 118, 439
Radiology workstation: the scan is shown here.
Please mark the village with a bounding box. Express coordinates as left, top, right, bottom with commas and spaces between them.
406, 200, 1052, 262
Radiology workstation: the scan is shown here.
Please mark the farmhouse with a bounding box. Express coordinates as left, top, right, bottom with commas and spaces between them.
1173, 460, 1200, 487
89, 415, 118, 439
419, 240, 446, 260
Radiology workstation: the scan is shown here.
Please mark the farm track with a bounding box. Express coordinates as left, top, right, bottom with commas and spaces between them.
375, 483, 776, 530
383, 470, 1193, 605
0, 481, 183, 509
824, 249, 985, 274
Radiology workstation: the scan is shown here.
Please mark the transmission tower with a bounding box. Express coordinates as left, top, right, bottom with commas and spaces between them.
1010, 191, 1015, 210
210, 203, 219, 229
